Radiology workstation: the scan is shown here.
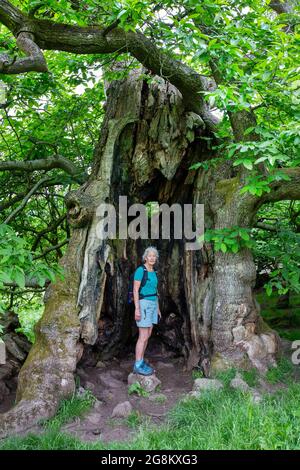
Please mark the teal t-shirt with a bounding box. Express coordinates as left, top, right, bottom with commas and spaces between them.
134, 266, 158, 302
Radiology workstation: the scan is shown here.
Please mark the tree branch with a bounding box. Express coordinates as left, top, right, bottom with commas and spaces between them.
0, 190, 28, 212
31, 214, 67, 252
0, 0, 24, 33
0, 154, 87, 183
259, 168, 300, 205
101, 19, 120, 37
0, 179, 73, 212
3, 277, 51, 289
32, 239, 69, 260
269, 0, 296, 14
0, 0, 48, 74
4, 175, 52, 224
254, 222, 277, 232
0, 0, 217, 130
0, 31, 48, 74
37, 25, 215, 123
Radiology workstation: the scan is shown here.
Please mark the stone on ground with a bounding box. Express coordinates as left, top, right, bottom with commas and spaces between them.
111, 401, 133, 418
128, 373, 161, 392
230, 372, 263, 404
84, 381, 96, 392
98, 371, 124, 389
193, 378, 224, 392
96, 361, 106, 369
230, 373, 251, 392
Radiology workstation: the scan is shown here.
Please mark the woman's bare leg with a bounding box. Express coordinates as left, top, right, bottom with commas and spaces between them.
141, 326, 152, 359
135, 327, 149, 361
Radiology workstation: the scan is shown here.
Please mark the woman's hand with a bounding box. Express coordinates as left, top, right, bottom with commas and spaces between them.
158, 309, 162, 320
135, 308, 141, 321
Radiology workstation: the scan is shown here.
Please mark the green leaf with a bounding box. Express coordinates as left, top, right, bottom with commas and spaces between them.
14, 269, 25, 289
221, 243, 227, 253
240, 231, 250, 241
227, 147, 237, 159
244, 126, 256, 135
243, 160, 253, 170
266, 285, 273, 297
189, 162, 202, 170
0, 270, 10, 283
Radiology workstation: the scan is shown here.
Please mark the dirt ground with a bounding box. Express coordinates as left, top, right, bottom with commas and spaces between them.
1, 340, 298, 444
0, 354, 194, 444
62, 354, 194, 443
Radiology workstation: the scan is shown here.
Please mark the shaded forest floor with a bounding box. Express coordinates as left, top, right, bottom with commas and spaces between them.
1, 353, 300, 450
0, 355, 195, 444
58, 355, 194, 443
1, 290, 300, 449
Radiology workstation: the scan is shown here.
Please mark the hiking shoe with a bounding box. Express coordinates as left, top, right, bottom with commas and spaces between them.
133, 363, 153, 376
141, 360, 154, 374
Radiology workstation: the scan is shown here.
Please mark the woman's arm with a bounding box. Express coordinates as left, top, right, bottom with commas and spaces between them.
157, 295, 161, 318
133, 279, 141, 321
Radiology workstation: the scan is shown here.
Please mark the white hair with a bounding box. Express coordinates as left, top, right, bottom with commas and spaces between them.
142, 246, 159, 264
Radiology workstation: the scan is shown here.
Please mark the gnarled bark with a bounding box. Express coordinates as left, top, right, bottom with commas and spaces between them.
0, 68, 280, 439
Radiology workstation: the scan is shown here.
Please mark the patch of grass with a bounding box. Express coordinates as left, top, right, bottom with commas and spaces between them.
192, 370, 205, 380
134, 385, 300, 450
2, 383, 300, 449
265, 357, 294, 385
0, 390, 97, 451
152, 393, 167, 404
38, 389, 96, 432
214, 368, 237, 387
214, 366, 259, 388
126, 411, 143, 429
128, 382, 150, 397
241, 368, 259, 387
276, 328, 300, 341
0, 430, 89, 450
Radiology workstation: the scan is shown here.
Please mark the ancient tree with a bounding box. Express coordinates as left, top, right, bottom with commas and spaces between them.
0, 0, 299, 437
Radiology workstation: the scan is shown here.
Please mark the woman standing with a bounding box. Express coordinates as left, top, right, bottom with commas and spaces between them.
133, 246, 161, 375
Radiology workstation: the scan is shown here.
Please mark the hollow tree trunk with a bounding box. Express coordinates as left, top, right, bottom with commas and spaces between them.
0, 68, 280, 438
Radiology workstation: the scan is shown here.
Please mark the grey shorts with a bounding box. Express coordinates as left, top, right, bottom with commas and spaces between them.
136, 299, 158, 328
